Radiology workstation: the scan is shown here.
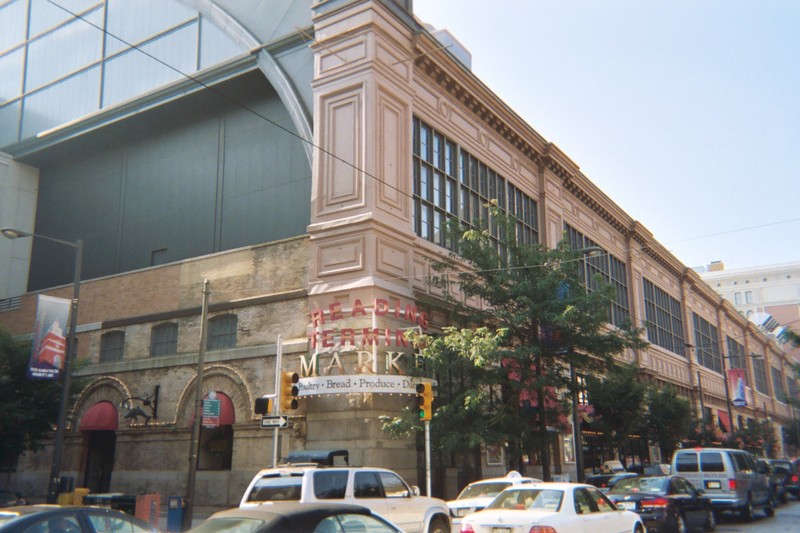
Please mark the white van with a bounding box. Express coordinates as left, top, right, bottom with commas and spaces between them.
671, 447, 772, 521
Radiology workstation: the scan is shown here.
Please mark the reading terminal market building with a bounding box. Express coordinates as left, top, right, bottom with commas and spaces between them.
0, 0, 797, 507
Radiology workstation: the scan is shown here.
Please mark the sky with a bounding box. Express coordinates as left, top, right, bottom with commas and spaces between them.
413, 0, 800, 271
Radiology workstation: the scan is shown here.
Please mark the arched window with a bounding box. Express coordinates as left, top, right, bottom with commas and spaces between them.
207, 314, 237, 350
151, 322, 178, 356
99, 331, 125, 362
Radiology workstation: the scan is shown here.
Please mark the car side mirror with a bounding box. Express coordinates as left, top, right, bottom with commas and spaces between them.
616, 503, 626, 511
411, 485, 421, 497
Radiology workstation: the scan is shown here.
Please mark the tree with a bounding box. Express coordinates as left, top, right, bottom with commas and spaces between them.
584, 363, 647, 469
641, 384, 693, 461
383, 205, 645, 479
0, 329, 62, 476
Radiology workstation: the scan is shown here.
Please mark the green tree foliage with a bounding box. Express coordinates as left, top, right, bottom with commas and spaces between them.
382, 205, 645, 477
0, 329, 61, 470
585, 363, 647, 469
641, 385, 693, 460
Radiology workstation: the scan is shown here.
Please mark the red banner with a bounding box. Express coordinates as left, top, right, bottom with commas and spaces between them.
28, 295, 71, 380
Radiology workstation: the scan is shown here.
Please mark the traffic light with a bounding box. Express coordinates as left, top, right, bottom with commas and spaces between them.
416, 382, 433, 421
280, 371, 299, 411
254, 397, 272, 415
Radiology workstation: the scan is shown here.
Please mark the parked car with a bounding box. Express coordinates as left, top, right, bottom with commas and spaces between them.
671, 447, 772, 521
757, 458, 786, 505
767, 459, 794, 503
459, 482, 645, 533
447, 471, 541, 531
784, 459, 800, 500
240, 457, 450, 533
0, 494, 26, 509
189, 502, 402, 533
0, 505, 156, 532
585, 472, 638, 492
606, 474, 716, 533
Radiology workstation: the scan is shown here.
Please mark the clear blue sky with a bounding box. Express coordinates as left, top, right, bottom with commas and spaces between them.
414, 0, 800, 271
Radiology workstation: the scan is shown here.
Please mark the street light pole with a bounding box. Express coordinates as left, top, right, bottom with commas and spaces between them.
1, 227, 83, 504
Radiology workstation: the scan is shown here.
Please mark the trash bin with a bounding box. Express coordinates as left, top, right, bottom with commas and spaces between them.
167, 496, 185, 532
59, 476, 75, 493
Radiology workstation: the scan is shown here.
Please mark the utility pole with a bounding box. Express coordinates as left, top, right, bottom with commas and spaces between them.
183, 279, 210, 530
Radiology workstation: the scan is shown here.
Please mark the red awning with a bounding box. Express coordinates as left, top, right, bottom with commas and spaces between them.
190, 392, 235, 426
80, 401, 119, 431
718, 411, 731, 433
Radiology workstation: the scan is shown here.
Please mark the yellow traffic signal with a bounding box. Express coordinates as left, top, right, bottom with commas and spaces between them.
280, 371, 299, 411
416, 382, 433, 421
254, 397, 272, 415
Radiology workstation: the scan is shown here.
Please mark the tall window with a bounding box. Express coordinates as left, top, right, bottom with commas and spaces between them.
772, 367, 786, 402
151, 322, 178, 356
207, 314, 237, 350
99, 331, 124, 363
788, 373, 799, 404
565, 225, 629, 327
726, 337, 745, 369
412, 117, 538, 251
692, 313, 721, 373
752, 357, 768, 394
642, 279, 685, 356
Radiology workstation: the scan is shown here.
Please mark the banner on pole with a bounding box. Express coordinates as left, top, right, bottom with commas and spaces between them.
28, 294, 71, 380
728, 368, 748, 407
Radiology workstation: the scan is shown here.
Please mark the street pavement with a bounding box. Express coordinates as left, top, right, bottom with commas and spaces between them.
711, 498, 800, 532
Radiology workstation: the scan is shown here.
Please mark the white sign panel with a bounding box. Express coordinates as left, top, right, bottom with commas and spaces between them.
297, 375, 424, 396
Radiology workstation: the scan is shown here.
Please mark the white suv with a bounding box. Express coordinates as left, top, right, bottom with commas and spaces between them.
240, 462, 451, 533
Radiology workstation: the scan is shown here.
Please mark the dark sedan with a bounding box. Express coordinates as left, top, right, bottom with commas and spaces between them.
584, 472, 638, 493
0, 505, 156, 532
607, 475, 715, 533
189, 502, 402, 533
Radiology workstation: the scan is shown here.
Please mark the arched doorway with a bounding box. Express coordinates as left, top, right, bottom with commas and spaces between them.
197, 391, 235, 471
79, 401, 118, 493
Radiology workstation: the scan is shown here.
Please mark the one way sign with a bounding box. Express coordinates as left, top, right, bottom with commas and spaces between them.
260, 415, 288, 428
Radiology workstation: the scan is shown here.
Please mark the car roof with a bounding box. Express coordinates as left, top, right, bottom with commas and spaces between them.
208, 502, 379, 530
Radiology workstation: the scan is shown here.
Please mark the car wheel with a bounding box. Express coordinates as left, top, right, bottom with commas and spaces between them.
764, 496, 774, 518
427, 517, 449, 533
633, 524, 645, 533
781, 489, 788, 504
740, 496, 754, 522
703, 507, 716, 532
674, 513, 688, 533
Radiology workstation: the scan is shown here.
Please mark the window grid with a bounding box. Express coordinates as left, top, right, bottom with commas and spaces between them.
725, 337, 745, 369
207, 314, 237, 350
771, 367, 785, 402
564, 225, 629, 327
412, 117, 538, 251
151, 322, 178, 357
99, 330, 124, 363
692, 313, 721, 373
642, 279, 685, 356
752, 357, 768, 394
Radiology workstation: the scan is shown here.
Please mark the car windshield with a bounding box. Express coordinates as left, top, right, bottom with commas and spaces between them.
191, 517, 267, 533
486, 489, 563, 511
611, 477, 668, 494
458, 482, 511, 499
247, 475, 303, 502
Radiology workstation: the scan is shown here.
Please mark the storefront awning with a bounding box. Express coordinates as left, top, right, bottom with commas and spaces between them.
80, 401, 119, 431
718, 411, 731, 433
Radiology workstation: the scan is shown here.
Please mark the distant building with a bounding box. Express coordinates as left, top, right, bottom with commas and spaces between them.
700, 261, 800, 363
